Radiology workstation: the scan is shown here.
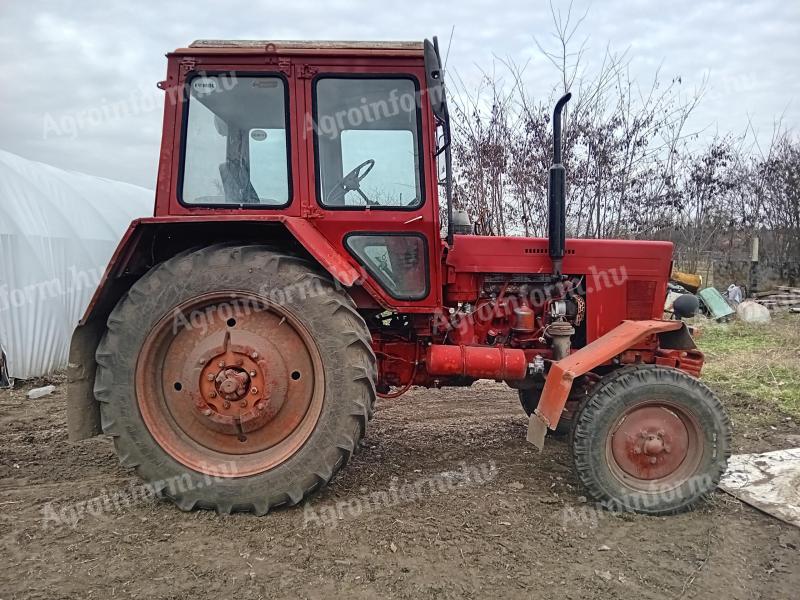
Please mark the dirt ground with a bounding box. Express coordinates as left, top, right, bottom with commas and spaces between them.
1, 365, 799, 599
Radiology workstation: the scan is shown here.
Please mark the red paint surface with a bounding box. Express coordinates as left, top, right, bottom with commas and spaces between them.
426, 344, 527, 380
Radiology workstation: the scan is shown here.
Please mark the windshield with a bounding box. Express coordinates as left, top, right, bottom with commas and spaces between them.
314, 77, 423, 209
181, 75, 290, 206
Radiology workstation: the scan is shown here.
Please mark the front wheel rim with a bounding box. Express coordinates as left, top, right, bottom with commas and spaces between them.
605, 400, 704, 493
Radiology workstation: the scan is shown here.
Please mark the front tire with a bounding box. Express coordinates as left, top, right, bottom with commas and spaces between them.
571, 365, 730, 515
94, 244, 376, 514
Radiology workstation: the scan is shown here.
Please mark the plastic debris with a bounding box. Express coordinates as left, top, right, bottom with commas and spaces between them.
736, 300, 771, 323
27, 385, 56, 399
698, 288, 736, 320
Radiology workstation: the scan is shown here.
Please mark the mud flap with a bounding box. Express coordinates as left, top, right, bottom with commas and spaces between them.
67, 320, 104, 440
526, 412, 548, 450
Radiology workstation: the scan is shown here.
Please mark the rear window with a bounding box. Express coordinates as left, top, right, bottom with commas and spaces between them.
181, 74, 291, 206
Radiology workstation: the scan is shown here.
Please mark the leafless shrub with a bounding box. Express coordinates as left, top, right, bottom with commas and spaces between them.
446, 1, 798, 275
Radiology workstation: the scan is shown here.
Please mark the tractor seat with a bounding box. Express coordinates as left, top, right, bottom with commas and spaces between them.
219, 160, 260, 204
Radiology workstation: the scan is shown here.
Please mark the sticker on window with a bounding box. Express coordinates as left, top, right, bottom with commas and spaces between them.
191, 78, 218, 95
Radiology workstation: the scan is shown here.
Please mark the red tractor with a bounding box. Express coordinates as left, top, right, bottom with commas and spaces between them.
68, 39, 730, 515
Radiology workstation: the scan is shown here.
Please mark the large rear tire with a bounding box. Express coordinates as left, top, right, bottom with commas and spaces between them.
94, 244, 376, 514
571, 365, 730, 515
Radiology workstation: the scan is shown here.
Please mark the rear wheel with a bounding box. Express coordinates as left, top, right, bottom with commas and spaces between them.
571, 365, 730, 515
95, 244, 375, 514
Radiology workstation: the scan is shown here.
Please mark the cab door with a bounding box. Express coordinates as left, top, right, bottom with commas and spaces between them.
296, 60, 442, 312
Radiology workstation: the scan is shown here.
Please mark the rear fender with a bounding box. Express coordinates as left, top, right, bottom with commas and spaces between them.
526, 319, 688, 449
67, 216, 363, 441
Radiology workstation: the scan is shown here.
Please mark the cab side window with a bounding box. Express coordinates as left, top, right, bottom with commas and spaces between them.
314, 77, 423, 209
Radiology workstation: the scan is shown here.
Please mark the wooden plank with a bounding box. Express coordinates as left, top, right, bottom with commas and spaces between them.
189, 40, 424, 50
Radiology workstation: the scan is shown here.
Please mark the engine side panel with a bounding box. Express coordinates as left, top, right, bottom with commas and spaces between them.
445, 235, 673, 342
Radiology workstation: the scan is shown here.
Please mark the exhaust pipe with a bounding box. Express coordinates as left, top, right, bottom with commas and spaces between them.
548, 92, 572, 276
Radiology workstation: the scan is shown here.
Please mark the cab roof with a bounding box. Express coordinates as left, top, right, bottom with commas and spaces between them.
174, 40, 425, 57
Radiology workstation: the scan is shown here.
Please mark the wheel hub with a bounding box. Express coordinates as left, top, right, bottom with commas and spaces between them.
215, 367, 250, 400
610, 405, 691, 481
182, 325, 293, 442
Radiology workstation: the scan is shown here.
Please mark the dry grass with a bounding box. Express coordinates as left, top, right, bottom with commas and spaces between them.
696, 312, 800, 419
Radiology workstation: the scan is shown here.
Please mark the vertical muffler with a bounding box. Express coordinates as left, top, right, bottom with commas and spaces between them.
548, 92, 572, 276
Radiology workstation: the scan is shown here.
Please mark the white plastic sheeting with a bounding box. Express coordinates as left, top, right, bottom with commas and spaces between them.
0, 149, 151, 380
720, 448, 800, 528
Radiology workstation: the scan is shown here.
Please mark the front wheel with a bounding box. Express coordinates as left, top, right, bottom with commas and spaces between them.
94, 244, 376, 514
571, 365, 730, 515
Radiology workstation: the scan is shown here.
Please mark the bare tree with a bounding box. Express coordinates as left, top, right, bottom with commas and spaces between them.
446, 0, 798, 283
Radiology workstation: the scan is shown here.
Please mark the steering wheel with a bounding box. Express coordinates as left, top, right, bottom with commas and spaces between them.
327, 159, 377, 206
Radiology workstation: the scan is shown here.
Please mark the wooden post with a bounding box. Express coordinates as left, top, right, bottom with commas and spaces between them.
749, 236, 759, 296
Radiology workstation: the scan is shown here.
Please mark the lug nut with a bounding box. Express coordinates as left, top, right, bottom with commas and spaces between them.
249, 371, 256, 377
239, 400, 248, 408
251, 352, 259, 359
218, 361, 225, 368
223, 400, 231, 409
209, 391, 217, 398
251, 387, 258, 395
207, 374, 215, 381
255, 401, 266, 411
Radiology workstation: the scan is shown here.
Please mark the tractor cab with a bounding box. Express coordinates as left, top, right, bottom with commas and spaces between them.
152, 40, 445, 309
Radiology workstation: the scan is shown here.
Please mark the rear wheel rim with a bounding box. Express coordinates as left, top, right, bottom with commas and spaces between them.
605, 400, 703, 492
135, 291, 324, 478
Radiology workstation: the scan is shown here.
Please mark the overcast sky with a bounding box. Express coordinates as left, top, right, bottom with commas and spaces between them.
1, 0, 798, 189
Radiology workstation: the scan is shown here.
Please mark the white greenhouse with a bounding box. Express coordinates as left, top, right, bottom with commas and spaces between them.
0, 149, 151, 383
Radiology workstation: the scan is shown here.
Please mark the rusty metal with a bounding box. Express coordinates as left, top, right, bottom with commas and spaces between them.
178, 40, 425, 59
546, 320, 575, 361
135, 291, 324, 477
511, 305, 536, 333
606, 401, 702, 489
655, 348, 705, 377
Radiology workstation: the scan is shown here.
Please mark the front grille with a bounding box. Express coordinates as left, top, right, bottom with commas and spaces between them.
627, 280, 656, 320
